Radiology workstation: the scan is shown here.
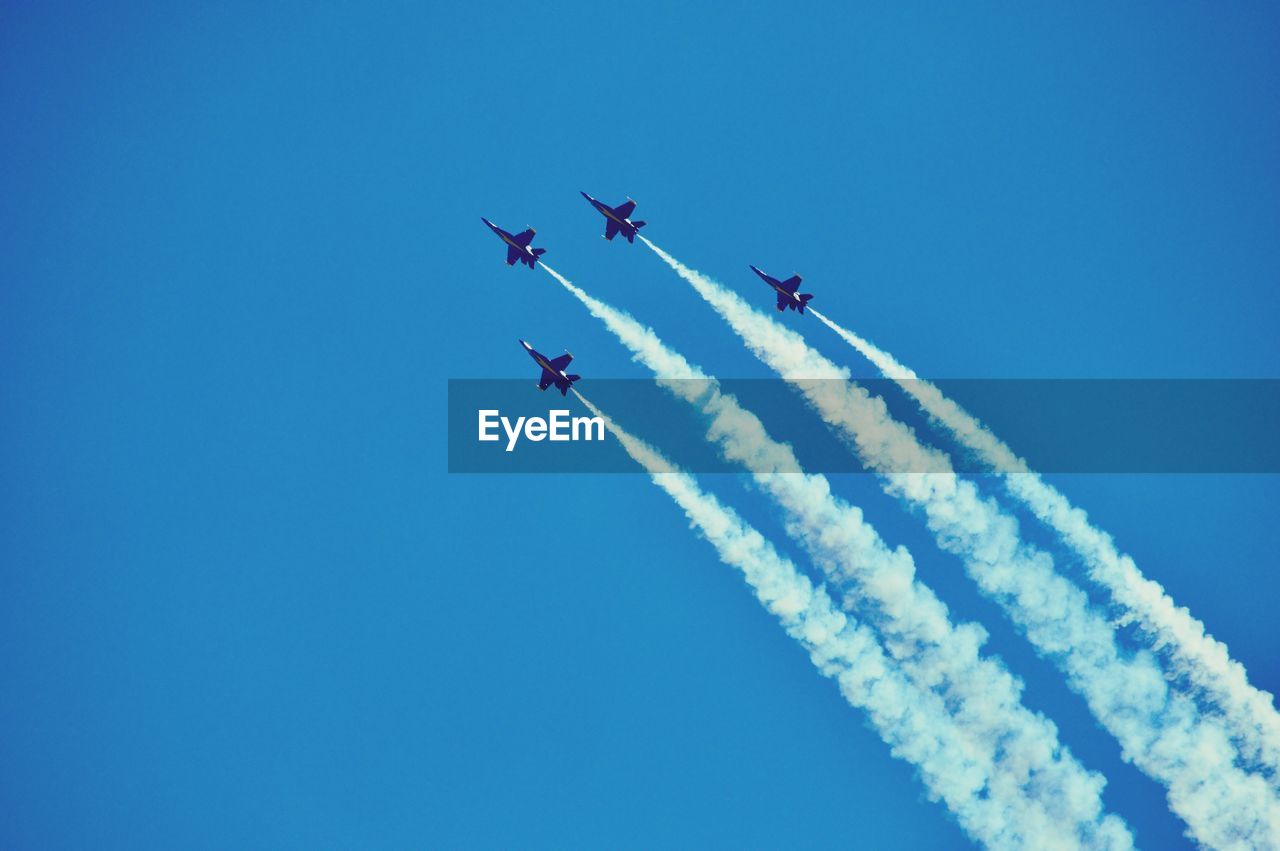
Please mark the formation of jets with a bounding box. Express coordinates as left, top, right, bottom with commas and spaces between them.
484, 193, 817, 390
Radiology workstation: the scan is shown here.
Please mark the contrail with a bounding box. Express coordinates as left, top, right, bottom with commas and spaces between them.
809, 307, 1280, 784
637, 240, 1280, 849
540, 265, 1132, 849
574, 389, 1096, 850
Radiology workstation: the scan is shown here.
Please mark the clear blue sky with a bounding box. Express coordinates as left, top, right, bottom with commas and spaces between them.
2, 3, 1278, 848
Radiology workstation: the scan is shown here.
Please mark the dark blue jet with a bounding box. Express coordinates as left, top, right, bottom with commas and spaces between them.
580, 192, 647, 243
750, 265, 814, 314
520, 339, 581, 395
482, 217, 547, 268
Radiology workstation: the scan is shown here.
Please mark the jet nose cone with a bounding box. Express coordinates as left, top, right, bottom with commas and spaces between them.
519, 339, 532, 350
580, 191, 591, 200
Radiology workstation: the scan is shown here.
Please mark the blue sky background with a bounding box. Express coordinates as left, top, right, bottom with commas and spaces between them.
3, 3, 1279, 848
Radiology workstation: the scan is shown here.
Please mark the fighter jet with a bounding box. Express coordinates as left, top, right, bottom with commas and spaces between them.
482, 217, 547, 269
520, 339, 581, 395
580, 192, 647, 244
750, 265, 814, 314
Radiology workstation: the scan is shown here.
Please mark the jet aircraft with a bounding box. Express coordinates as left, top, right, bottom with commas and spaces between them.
580, 192, 647, 243
520, 339, 581, 395
749, 265, 814, 313
482, 217, 546, 268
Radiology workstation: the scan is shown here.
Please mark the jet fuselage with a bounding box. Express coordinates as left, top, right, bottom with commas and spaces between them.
580, 192, 645, 243
524, 342, 569, 382
519, 339, 580, 395
482, 217, 543, 268
750, 264, 814, 314
771, 280, 802, 303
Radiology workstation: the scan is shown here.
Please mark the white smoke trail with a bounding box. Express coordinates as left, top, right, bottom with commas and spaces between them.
809, 307, 1280, 783
540, 265, 1132, 849
575, 390, 1078, 850
638, 240, 1280, 849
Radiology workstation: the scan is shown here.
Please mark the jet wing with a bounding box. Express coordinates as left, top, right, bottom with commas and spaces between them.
511, 228, 536, 247
548, 352, 573, 370
612, 199, 636, 219
604, 219, 620, 241
779, 275, 802, 294
538, 368, 556, 391
506, 245, 520, 265
776, 292, 790, 311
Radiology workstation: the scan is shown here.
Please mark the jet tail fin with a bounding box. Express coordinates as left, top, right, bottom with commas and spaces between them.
556, 374, 582, 396
532, 247, 547, 256
798, 293, 815, 313
622, 221, 646, 244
